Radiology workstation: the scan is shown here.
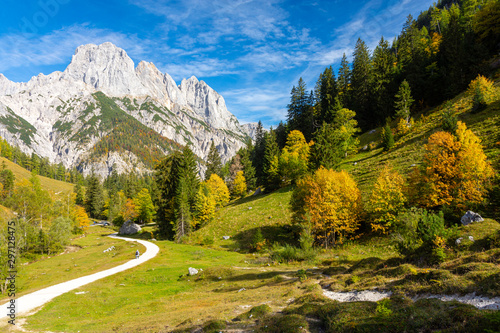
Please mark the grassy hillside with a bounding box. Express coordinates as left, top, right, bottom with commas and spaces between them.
341, 84, 500, 198
0, 156, 74, 196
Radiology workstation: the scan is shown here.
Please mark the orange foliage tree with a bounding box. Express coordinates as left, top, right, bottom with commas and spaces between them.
291, 167, 362, 247
367, 165, 406, 233
410, 121, 494, 210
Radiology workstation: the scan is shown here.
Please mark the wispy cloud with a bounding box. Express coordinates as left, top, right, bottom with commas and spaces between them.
0, 25, 147, 74
222, 85, 290, 126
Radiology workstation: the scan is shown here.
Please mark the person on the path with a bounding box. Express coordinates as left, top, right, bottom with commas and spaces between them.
135, 249, 140, 259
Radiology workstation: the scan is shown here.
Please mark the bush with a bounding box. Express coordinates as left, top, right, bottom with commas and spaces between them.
441, 101, 458, 133
394, 208, 446, 256
203, 319, 226, 333
269, 243, 316, 263
381, 123, 394, 151
258, 314, 308, 333
467, 75, 497, 113
112, 215, 125, 227
252, 228, 266, 252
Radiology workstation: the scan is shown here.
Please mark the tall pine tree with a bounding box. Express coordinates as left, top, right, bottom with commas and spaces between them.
337, 53, 351, 109
351, 38, 374, 130
205, 140, 223, 180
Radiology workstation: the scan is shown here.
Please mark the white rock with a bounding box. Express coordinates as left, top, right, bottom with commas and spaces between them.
188, 267, 199, 276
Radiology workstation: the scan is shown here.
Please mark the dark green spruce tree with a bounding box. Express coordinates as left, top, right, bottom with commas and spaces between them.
155, 146, 199, 240
351, 38, 374, 130
287, 78, 314, 141
337, 53, 351, 109
205, 140, 223, 180
252, 121, 266, 186
262, 129, 281, 192
85, 174, 104, 219
371, 37, 396, 124
239, 143, 256, 191
316, 66, 338, 124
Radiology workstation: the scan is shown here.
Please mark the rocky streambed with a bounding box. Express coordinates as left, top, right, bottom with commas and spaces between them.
322, 289, 500, 310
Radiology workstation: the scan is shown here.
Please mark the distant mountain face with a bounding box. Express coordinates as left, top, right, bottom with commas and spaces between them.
0, 42, 257, 178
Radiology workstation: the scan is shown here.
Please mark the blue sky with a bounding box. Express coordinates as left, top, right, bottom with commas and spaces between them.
1, 0, 434, 127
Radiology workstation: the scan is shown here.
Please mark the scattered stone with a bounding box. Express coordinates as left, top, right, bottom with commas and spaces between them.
75, 291, 87, 295
222, 236, 231, 240
469, 236, 474, 242
369, 129, 376, 134
410, 164, 416, 167
248, 207, 252, 210
353, 162, 357, 166
238, 288, 246, 292
456, 238, 462, 245
119, 220, 141, 235
188, 267, 199, 276
253, 187, 262, 196
362, 145, 368, 151
461, 211, 484, 226
268, 216, 272, 219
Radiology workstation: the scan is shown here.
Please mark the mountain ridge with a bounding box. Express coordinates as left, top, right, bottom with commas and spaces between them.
0, 42, 256, 178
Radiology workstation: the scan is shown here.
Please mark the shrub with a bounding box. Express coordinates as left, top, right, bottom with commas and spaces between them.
269, 243, 316, 263
441, 101, 458, 133
112, 214, 125, 227
381, 123, 394, 151
252, 228, 266, 252
467, 75, 497, 113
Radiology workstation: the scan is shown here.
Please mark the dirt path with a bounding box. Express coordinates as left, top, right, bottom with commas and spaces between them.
1, 233, 159, 319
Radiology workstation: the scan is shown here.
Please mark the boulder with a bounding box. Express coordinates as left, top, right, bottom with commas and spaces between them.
222, 236, 230, 240
461, 211, 484, 226
119, 220, 141, 235
188, 267, 199, 276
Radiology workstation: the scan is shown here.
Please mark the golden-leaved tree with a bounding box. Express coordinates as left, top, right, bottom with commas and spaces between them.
410, 121, 494, 210
367, 165, 406, 233
279, 130, 311, 185
73, 205, 90, 232
291, 167, 362, 247
205, 174, 230, 208
193, 183, 216, 228
232, 171, 247, 198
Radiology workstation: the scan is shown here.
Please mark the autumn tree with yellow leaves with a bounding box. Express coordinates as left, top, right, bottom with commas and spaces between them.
193, 183, 217, 228
205, 174, 230, 208
279, 130, 311, 185
291, 167, 362, 247
232, 171, 247, 198
410, 121, 494, 210
73, 205, 90, 232
367, 165, 406, 233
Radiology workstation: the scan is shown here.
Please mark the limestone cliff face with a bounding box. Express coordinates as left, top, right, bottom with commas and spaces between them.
0, 42, 257, 178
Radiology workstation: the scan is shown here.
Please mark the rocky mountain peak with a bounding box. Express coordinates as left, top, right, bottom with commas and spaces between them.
64, 42, 149, 96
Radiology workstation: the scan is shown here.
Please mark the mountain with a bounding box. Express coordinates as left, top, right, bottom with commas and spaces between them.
0, 42, 257, 178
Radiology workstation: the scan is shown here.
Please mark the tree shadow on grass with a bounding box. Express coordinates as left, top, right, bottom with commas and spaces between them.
233, 225, 299, 252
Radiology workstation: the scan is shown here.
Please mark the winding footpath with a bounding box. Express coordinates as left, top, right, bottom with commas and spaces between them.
1, 234, 159, 318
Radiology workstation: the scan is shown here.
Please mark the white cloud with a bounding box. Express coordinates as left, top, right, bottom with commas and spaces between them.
0, 25, 148, 74
222, 86, 290, 126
